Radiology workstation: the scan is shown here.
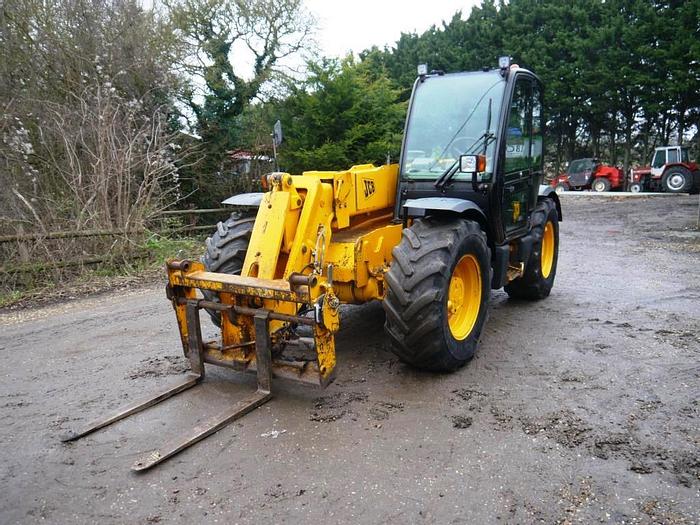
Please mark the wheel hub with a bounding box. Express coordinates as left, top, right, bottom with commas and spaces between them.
447, 255, 481, 340
669, 174, 684, 190
447, 278, 464, 314
541, 221, 555, 279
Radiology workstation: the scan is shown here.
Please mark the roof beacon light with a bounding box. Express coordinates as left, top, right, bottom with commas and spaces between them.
417, 64, 428, 77
498, 56, 511, 69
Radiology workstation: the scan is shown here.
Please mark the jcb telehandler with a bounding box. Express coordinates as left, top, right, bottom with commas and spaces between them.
63, 58, 561, 471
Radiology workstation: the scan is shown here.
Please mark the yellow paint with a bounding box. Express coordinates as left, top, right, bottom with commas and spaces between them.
313, 325, 336, 381
169, 270, 197, 354
170, 269, 310, 303
219, 292, 249, 357
512, 200, 521, 222
541, 221, 555, 278
447, 255, 482, 340
282, 176, 334, 280
326, 221, 402, 301
321, 292, 340, 333
243, 191, 290, 278
165, 163, 402, 385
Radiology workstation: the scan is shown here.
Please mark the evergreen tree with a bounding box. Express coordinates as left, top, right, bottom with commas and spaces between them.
258, 57, 406, 173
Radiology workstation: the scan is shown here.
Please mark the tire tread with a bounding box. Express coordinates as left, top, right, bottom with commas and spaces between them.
201, 211, 255, 325
504, 199, 558, 300
383, 218, 489, 372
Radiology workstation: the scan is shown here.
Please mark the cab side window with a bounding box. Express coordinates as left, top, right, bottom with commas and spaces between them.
531, 85, 543, 171
505, 80, 532, 172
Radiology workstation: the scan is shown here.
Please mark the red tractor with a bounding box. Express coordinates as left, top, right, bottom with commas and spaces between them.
629, 145, 700, 193
550, 158, 624, 193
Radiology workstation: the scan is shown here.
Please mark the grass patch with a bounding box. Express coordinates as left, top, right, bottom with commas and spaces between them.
142, 234, 202, 265
0, 290, 24, 308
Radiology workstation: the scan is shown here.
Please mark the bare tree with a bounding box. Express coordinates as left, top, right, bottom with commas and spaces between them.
0, 0, 190, 286
159, 0, 315, 206
168, 0, 316, 119
34, 84, 185, 232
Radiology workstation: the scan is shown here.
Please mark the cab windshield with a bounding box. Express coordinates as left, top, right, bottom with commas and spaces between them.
401, 71, 505, 181
567, 158, 596, 175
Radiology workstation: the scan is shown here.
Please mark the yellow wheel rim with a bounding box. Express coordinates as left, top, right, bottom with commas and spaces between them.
541, 221, 555, 279
447, 254, 482, 341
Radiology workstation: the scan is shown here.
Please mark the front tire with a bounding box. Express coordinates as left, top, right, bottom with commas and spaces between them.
662, 167, 693, 193
505, 199, 559, 300
202, 211, 256, 325
629, 182, 642, 193
383, 218, 490, 372
592, 177, 610, 192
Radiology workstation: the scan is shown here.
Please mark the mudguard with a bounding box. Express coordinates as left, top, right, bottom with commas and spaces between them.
538, 185, 562, 221
403, 197, 487, 223
222, 193, 264, 206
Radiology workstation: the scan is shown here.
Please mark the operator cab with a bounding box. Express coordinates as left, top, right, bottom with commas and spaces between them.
566, 158, 597, 187
396, 59, 545, 246
651, 146, 690, 176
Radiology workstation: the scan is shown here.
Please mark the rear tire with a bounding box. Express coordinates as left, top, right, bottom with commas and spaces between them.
202, 211, 256, 326
592, 177, 610, 192
505, 199, 559, 300
383, 218, 490, 372
662, 167, 693, 193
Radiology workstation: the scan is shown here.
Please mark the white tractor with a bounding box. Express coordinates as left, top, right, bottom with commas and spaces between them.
629, 145, 699, 194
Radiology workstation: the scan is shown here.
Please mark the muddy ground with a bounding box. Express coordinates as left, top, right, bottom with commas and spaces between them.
1, 195, 698, 524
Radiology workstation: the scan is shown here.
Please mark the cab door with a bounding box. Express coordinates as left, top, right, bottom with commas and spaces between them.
651, 149, 667, 178
502, 76, 541, 239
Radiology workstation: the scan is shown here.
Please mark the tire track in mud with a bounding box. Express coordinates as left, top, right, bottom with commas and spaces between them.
445, 302, 700, 492
444, 383, 700, 490
308, 390, 404, 424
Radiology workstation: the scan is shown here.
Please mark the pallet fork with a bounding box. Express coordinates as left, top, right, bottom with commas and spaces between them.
61, 260, 332, 472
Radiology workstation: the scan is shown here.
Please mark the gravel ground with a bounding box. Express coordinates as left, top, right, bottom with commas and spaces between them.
1, 195, 698, 524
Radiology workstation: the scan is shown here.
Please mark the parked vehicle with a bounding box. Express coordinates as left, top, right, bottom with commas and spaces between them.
550, 158, 624, 193
629, 146, 700, 193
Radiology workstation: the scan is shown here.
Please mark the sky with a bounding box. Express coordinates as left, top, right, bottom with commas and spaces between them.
304, 0, 481, 58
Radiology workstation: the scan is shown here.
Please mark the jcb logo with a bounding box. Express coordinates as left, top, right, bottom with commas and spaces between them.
363, 179, 376, 198
512, 201, 521, 222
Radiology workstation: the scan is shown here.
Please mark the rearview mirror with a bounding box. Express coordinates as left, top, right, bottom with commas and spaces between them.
459, 154, 486, 173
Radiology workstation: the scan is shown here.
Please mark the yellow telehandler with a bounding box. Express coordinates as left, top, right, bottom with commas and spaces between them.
63, 58, 561, 470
